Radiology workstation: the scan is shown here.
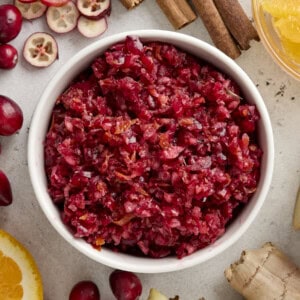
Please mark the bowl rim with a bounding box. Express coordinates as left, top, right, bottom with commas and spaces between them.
251, 0, 300, 81
28, 29, 274, 273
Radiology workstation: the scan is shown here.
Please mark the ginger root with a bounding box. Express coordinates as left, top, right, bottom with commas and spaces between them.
225, 242, 300, 300
147, 289, 170, 300
147, 288, 179, 300
120, 0, 143, 9
146, 288, 205, 300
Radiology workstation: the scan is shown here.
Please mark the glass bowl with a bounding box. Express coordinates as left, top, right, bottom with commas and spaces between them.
252, 0, 300, 81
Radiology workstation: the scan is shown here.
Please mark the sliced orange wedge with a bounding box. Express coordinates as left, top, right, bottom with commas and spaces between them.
261, 0, 300, 18
275, 16, 300, 43
0, 229, 43, 300
280, 38, 300, 64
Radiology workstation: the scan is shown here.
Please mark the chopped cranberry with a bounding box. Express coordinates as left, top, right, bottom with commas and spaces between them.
45, 36, 262, 259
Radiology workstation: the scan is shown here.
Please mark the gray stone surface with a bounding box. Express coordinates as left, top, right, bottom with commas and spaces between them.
0, 1, 299, 299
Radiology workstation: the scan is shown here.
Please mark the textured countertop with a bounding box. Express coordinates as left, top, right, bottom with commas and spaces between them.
0, 1, 300, 299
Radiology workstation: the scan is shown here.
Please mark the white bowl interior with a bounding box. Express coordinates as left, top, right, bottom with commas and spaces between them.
28, 30, 274, 273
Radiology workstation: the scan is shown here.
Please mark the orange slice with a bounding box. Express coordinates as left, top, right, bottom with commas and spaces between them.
0, 229, 43, 300
261, 0, 300, 18
281, 38, 300, 63
275, 16, 300, 43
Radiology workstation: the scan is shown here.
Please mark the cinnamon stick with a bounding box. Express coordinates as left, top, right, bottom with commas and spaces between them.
120, 0, 144, 10
156, 0, 197, 30
213, 0, 260, 50
192, 0, 241, 59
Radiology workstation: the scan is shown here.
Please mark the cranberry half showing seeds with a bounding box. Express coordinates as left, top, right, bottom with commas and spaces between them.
18, 0, 37, 3
41, 0, 70, 7
23, 32, 58, 67
46, 1, 79, 33
77, 15, 107, 38
15, 0, 48, 20
77, 0, 111, 20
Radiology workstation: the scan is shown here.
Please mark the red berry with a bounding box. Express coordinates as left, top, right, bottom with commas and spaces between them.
0, 5, 23, 44
41, 0, 70, 7
0, 44, 18, 69
0, 95, 23, 136
69, 281, 100, 300
109, 270, 142, 300
0, 170, 13, 206
18, 0, 37, 3
23, 32, 58, 68
76, 0, 110, 20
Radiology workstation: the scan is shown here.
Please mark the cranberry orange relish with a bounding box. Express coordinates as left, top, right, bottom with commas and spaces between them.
44, 36, 262, 259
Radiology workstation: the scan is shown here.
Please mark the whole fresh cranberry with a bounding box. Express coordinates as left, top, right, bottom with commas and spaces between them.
69, 281, 100, 300
0, 95, 23, 136
0, 170, 13, 206
0, 44, 18, 69
109, 270, 142, 300
0, 5, 23, 44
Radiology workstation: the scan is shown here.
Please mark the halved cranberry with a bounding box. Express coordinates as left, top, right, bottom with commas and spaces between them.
41, 0, 70, 7
18, 0, 37, 3
15, 0, 47, 20
77, 0, 111, 20
77, 16, 107, 38
46, 2, 79, 33
23, 32, 58, 67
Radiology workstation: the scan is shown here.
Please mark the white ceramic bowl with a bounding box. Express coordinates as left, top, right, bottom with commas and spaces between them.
28, 30, 274, 273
